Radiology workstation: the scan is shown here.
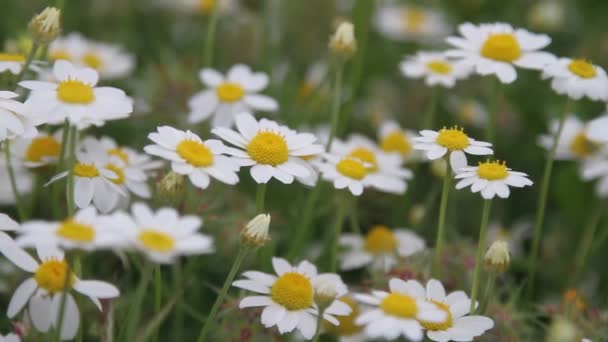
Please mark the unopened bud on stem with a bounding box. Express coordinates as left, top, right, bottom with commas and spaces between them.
484, 241, 510, 273
329, 21, 357, 58
28, 7, 61, 43
241, 214, 271, 247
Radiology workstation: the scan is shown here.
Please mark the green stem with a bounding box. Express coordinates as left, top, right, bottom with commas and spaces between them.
422, 87, 439, 129
481, 273, 496, 314
123, 263, 155, 341
52, 120, 70, 218
470, 199, 492, 313
486, 78, 500, 143
153, 265, 162, 342
350, 0, 374, 98
527, 98, 571, 299
572, 201, 603, 283
53, 258, 75, 342
432, 165, 453, 277
349, 197, 361, 235
328, 199, 348, 272
73, 255, 83, 342
15, 42, 41, 84
197, 247, 249, 342
66, 126, 78, 216
256, 183, 267, 212
326, 63, 344, 150
172, 262, 184, 341
311, 308, 326, 342
201, 2, 220, 67
288, 183, 322, 261
4, 141, 26, 220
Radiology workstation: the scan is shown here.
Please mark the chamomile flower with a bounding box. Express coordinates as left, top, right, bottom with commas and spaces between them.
212, 113, 323, 184
413, 127, 493, 172
0, 155, 32, 206
297, 62, 328, 101
0, 52, 36, 75
538, 115, 600, 161
455, 160, 533, 199
48, 147, 126, 213
587, 114, 608, 144
19, 60, 133, 129
76, 41, 134, 80
145, 126, 243, 189
580, 153, 608, 197
188, 64, 278, 127
0, 242, 120, 340
339, 225, 425, 272
318, 155, 370, 196
323, 297, 366, 342
374, 5, 449, 42
447, 97, 488, 128
89, 135, 162, 173
404, 279, 495, 342
16, 207, 122, 251
0, 213, 18, 241
377, 121, 420, 162
446, 22, 555, 83
542, 58, 608, 101
0, 91, 43, 142
487, 220, 530, 257
48, 33, 87, 63
233, 257, 352, 340
11, 131, 63, 169
112, 203, 214, 263
400, 52, 472, 88
354, 278, 447, 341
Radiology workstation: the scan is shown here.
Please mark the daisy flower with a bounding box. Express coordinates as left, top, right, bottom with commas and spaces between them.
447, 97, 488, 128
354, 278, 446, 341
0, 213, 18, 241
377, 121, 421, 162
413, 127, 493, 172
446, 22, 555, 83
77, 41, 134, 80
233, 257, 352, 340
581, 153, 608, 197
455, 160, 533, 199
374, 5, 449, 43
19, 60, 133, 129
318, 155, 371, 196
587, 114, 608, 144
297, 61, 328, 101
0, 91, 44, 142
188, 64, 278, 127
10, 131, 63, 169
111, 203, 214, 263
0, 52, 39, 75
0, 155, 32, 206
0, 242, 119, 340
538, 115, 600, 161
16, 206, 123, 251
48, 33, 87, 63
542, 58, 608, 101
212, 113, 323, 184
339, 225, 425, 272
322, 297, 366, 342
145, 126, 242, 189
89, 135, 162, 173
487, 220, 531, 257
400, 52, 472, 88
404, 278, 495, 342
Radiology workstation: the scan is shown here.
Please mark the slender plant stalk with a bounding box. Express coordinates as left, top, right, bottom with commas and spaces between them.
470, 199, 492, 313
432, 165, 453, 277
422, 87, 439, 130
256, 183, 267, 212
288, 183, 322, 260
172, 261, 184, 341
52, 120, 71, 218
326, 63, 344, 150
197, 247, 249, 342
123, 263, 155, 341
328, 199, 348, 272
66, 126, 78, 216
4, 141, 26, 220
527, 98, 571, 299
53, 258, 75, 342
486, 78, 500, 143
349, 196, 361, 235
153, 265, 162, 342
15, 42, 40, 84
481, 273, 496, 314
572, 200, 603, 283
349, 0, 374, 97
202, 2, 220, 67
73, 255, 84, 342
311, 308, 326, 342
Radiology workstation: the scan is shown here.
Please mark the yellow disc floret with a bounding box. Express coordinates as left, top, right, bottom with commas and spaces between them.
107, 148, 130, 164
477, 160, 508, 180
380, 293, 418, 318
348, 147, 378, 172
381, 131, 412, 156
105, 164, 126, 184
83, 52, 103, 69
420, 301, 453, 331
426, 60, 453, 75
25, 136, 61, 163
198, 0, 216, 15
0, 53, 26, 62
364, 225, 398, 254
336, 158, 367, 180
34, 259, 74, 294
56, 220, 96, 243
50, 49, 71, 61
568, 59, 597, 79
569, 132, 598, 158
216, 82, 245, 103
270, 272, 314, 310
402, 8, 426, 33
176, 139, 214, 167
138, 230, 175, 253
57, 79, 95, 104
480, 33, 522, 62
74, 163, 100, 178
247, 131, 289, 166
436, 127, 469, 150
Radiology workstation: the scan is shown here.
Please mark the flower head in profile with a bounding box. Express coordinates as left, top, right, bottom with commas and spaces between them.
377, 121, 420, 162
0, 241, 119, 340
233, 257, 351, 340
538, 115, 601, 161
213, 113, 323, 184
11, 131, 63, 169
413, 127, 493, 172
19, 60, 133, 129
455, 160, 533, 199
374, 5, 449, 43
339, 225, 425, 272
0, 52, 40, 75
542, 58, 608, 102
446, 22, 555, 83
447, 97, 488, 128
0, 91, 44, 142
188, 65, 278, 127
322, 296, 365, 341
400, 52, 472, 88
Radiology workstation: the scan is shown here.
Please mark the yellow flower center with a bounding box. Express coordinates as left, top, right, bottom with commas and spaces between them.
380, 293, 418, 318
176, 140, 214, 167
568, 59, 597, 79
364, 225, 398, 254
216, 82, 245, 103
74, 163, 100, 178
25, 136, 61, 163
402, 8, 426, 33
569, 132, 598, 157
198, 0, 216, 15
34, 259, 74, 294
426, 60, 453, 75
83, 52, 103, 69
477, 161, 508, 180
108, 148, 130, 164
436, 127, 470, 150
0, 53, 25, 62
270, 272, 313, 311
420, 301, 453, 331
106, 164, 126, 184
324, 297, 363, 336
480, 33, 522, 62
57, 79, 95, 104
380, 131, 412, 156
50, 49, 71, 61
336, 158, 367, 180
459, 101, 477, 123
348, 147, 378, 172
55, 220, 96, 243
138, 230, 175, 253
246, 131, 289, 166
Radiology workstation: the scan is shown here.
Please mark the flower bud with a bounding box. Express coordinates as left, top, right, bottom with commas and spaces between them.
329, 21, 357, 58
314, 279, 338, 310
241, 214, 271, 248
408, 204, 426, 226
484, 241, 510, 273
28, 7, 62, 43
430, 158, 447, 178
156, 172, 184, 201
